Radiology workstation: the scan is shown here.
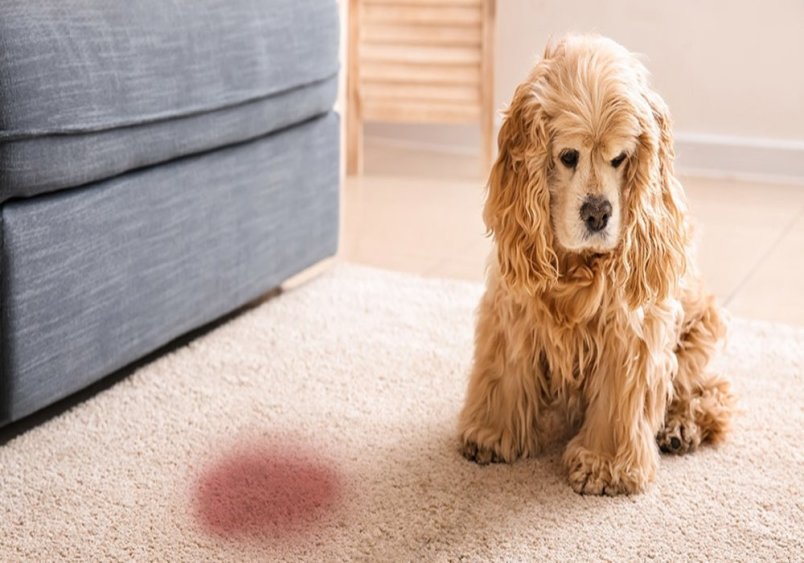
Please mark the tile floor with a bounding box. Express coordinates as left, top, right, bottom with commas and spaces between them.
337, 142, 804, 325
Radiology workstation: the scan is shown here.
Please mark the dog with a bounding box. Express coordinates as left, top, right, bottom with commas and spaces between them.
459, 35, 734, 495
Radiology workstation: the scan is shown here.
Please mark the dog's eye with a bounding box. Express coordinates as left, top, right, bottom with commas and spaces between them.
611, 153, 627, 168
560, 150, 579, 169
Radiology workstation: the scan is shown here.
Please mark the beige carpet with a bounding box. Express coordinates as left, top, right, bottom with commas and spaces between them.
1, 264, 802, 562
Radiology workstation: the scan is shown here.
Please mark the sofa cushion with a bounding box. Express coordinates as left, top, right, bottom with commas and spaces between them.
0, 112, 339, 425
0, 78, 337, 202
0, 0, 339, 201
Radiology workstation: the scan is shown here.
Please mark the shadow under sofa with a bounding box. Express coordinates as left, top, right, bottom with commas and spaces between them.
0, 0, 340, 426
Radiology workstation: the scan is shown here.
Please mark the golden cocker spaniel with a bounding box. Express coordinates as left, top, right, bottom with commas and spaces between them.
459, 35, 734, 495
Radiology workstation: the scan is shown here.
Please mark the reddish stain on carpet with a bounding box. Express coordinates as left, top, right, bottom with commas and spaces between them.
194, 443, 341, 539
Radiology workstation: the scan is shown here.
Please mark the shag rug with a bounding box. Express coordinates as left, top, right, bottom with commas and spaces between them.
1, 265, 802, 561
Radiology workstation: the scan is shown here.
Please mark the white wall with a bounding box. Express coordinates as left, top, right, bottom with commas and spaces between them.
366, 0, 804, 182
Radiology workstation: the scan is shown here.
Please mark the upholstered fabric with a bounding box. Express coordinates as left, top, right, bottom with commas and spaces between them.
0, 0, 339, 199
0, 113, 339, 425
0, 77, 337, 202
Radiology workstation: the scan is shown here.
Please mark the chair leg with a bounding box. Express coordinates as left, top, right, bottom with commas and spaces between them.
481, 110, 494, 177
346, 110, 362, 176
346, 0, 363, 176
480, 0, 496, 178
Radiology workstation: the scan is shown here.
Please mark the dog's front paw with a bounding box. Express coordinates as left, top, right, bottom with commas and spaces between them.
657, 417, 701, 455
460, 439, 506, 465
565, 449, 620, 495
564, 445, 648, 496
459, 432, 523, 466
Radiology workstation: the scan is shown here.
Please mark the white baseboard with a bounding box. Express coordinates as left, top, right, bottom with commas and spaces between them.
364, 125, 804, 186
673, 133, 804, 186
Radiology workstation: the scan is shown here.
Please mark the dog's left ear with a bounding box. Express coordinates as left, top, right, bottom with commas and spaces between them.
619, 89, 689, 308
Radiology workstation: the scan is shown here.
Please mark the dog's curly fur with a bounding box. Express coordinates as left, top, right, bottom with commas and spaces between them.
459, 35, 735, 495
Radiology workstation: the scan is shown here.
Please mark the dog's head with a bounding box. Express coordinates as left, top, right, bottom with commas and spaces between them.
486, 34, 688, 306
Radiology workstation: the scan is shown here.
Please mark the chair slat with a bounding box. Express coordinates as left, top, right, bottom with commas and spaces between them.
362, 24, 481, 47
362, 99, 480, 122
361, 82, 481, 103
361, 44, 481, 65
362, 5, 481, 26
360, 61, 480, 85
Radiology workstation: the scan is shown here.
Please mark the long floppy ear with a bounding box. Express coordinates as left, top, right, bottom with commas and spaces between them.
619, 89, 689, 307
484, 66, 558, 295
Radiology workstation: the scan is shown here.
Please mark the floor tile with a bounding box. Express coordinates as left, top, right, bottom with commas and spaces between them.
693, 223, 785, 302
728, 211, 804, 324
363, 142, 483, 183
427, 238, 493, 283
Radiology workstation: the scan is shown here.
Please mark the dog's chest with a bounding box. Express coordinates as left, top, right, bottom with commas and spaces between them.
538, 316, 605, 390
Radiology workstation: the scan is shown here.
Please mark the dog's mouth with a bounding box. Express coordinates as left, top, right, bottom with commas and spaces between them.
580, 228, 614, 249
557, 227, 617, 254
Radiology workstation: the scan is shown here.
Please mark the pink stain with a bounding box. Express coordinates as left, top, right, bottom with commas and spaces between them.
193, 442, 341, 540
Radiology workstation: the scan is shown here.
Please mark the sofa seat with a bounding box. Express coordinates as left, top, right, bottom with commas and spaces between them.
0, 113, 339, 425
0, 0, 339, 201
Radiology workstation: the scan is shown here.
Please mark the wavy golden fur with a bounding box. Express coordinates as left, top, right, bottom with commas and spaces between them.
459, 35, 734, 495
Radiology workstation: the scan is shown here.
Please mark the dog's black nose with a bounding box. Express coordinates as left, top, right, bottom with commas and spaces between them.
580, 195, 612, 233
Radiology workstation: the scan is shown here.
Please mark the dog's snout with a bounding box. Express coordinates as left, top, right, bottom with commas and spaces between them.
580, 195, 612, 233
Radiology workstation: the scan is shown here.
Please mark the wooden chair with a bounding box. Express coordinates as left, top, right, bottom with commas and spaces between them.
346, 0, 496, 176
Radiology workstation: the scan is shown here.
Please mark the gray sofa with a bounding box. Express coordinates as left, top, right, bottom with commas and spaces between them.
0, 0, 340, 426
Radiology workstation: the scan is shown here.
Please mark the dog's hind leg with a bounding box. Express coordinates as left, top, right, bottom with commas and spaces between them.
657, 289, 735, 454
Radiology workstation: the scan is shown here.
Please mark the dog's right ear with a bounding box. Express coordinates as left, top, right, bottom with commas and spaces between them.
484, 63, 558, 295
